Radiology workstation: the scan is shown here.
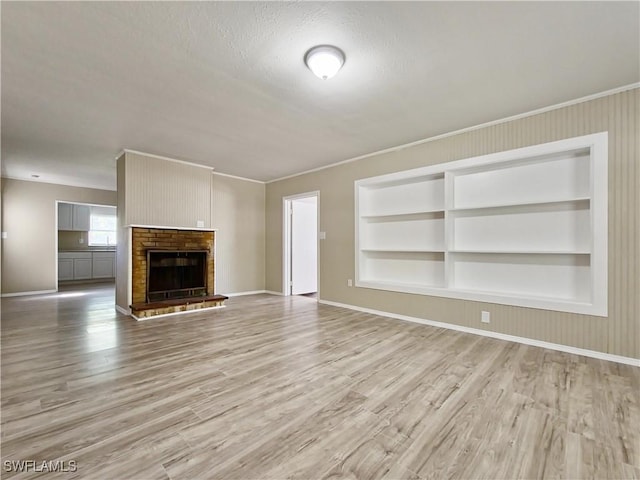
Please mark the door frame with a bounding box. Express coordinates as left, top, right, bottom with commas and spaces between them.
54, 200, 117, 291
282, 191, 320, 298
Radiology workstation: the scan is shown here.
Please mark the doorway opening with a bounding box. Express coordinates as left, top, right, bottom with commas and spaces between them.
55, 201, 117, 302
283, 192, 319, 298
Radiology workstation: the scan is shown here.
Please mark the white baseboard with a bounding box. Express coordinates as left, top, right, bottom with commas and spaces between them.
115, 305, 131, 316
319, 299, 640, 367
225, 290, 267, 297
1, 289, 57, 298
264, 290, 284, 296
133, 305, 226, 321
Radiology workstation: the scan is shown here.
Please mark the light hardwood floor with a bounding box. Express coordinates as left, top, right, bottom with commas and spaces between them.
1, 284, 638, 479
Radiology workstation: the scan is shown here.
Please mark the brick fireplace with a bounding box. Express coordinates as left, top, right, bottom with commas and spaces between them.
130, 228, 226, 318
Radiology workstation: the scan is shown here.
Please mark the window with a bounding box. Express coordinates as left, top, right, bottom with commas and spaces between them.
88, 208, 117, 246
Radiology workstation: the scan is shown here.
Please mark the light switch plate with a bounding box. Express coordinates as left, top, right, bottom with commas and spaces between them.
319, 231, 326, 240
196, 220, 205, 228
1, 232, 7, 239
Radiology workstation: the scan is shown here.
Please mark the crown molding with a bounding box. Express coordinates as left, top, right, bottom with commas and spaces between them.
266, 82, 640, 184
121, 149, 215, 170
1, 175, 116, 192
212, 171, 265, 184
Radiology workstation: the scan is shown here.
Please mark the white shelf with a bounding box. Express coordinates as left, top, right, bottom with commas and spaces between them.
450, 201, 591, 253
449, 252, 591, 303
448, 197, 590, 213
447, 287, 593, 306
361, 209, 445, 219
359, 251, 444, 289
451, 149, 590, 210
362, 249, 445, 253
359, 174, 444, 217
449, 250, 590, 255
355, 132, 608, 316
358, 280, 447, 292
360, 214, 444, 252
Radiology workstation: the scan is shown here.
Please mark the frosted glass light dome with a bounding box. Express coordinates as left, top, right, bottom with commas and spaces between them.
304, 45, 345, 80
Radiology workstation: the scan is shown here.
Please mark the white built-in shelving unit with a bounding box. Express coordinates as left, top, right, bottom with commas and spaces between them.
355, 132, 608, 316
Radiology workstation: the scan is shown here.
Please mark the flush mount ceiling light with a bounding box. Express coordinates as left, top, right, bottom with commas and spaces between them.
304, 45, 345, 80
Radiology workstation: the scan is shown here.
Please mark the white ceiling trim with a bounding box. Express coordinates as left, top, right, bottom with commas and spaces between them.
212, 171, 265, 185
0, 175, 117, 192
266, 82, 640, 184
122, 149, 214, 171
119, 151, 265, 184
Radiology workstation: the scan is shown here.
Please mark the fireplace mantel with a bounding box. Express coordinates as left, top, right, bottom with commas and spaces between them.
128, 224, 217, 232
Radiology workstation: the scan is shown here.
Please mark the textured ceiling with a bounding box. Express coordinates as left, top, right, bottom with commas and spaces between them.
2, 1, 639, 190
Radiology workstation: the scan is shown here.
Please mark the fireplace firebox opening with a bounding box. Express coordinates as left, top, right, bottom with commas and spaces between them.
146, 250, 208, 303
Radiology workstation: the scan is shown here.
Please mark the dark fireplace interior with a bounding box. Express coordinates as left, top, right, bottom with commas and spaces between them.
147, 250, 208, 302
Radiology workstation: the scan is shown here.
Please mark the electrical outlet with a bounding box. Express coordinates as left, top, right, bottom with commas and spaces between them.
481, 311, 490, 323
78, 237, 84, 244
196, 220, 205, 228
347, 279, 353, 287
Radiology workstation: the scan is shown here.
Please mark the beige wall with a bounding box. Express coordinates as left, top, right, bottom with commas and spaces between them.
212, 174, 265, 294
1, 178, 116, 294
265, 88, 639, 359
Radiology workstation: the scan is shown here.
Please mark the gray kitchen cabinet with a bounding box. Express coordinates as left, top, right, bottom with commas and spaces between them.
72, 205, 91, 231
58, 203, 74, 230
92, 252, 115, 278
58, 252, 93, 280
58, 203, 91, 231
73, 257, 92, 280
58, 258, 74, 281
